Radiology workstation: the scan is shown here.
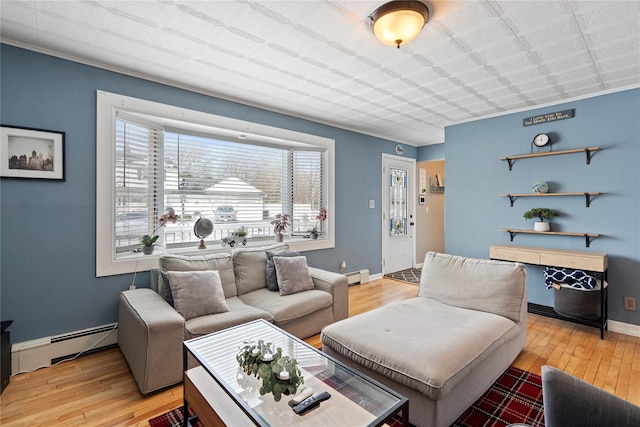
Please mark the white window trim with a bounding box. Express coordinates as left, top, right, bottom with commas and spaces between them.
96, 90, 335, 277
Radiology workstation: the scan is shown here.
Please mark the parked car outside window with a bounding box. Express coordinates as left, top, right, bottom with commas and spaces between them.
215, 205, 237, 222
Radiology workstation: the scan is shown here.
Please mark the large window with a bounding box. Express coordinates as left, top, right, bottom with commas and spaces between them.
97, 91, 334, 276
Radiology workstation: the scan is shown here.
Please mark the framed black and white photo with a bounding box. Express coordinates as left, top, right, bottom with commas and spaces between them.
1, 125, 65, 181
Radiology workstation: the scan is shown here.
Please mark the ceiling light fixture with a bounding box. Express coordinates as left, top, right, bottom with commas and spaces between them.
370, 1, 430, 49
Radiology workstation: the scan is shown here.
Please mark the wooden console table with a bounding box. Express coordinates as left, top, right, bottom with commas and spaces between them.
490, 245, 608, 338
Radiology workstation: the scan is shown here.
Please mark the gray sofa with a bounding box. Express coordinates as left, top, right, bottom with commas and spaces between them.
321, 252, 527, 427
542, 365, 640, 427
119, 243, 348, 394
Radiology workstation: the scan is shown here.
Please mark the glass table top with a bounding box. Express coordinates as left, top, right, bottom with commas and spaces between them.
184, 319, 407, 427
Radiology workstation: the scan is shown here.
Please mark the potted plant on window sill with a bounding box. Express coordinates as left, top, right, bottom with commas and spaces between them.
307, 207, 327, 239
523, 207, 558, 232
270, 214, 290, 242
138, 209, 179, 254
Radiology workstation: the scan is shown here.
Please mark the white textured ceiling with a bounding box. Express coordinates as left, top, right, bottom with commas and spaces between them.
1, 0, 639, 146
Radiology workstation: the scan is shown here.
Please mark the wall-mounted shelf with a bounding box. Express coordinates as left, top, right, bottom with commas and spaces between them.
429, 176, 444, 193
499, 147, 601, 170
499, 192, 600, 207
499, 228, 599, 247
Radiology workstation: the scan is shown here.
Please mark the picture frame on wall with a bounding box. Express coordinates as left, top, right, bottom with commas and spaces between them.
0, 125, 65, 181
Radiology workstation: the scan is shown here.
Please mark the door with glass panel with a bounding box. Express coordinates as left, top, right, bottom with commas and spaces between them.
382, 154, 415, 274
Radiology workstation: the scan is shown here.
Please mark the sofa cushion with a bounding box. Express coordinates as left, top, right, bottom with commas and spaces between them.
418, 252, 526, 323
158, 253, 237, 299
184, 296, 273, 340
274, 256, 314, 296
321, 297, 519, 400
166, 270, 229, 320
233, 243, 288, 295
265, 250, 300, 291
239, 288, 333, 324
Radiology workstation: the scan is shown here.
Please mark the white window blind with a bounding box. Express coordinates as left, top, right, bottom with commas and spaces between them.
96, 91, 334, 276
114, 118, 326, 253
114, 119, 160, 252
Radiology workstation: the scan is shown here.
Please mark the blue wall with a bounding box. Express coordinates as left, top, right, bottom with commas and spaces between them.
444, 89, 640, 326
0, 44, 417, 343
417, 142, 445, 161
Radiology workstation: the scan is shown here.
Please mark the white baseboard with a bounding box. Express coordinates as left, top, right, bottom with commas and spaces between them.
11, 323, 118, 374
608, 320, 640, 338
370, 272, 383, 282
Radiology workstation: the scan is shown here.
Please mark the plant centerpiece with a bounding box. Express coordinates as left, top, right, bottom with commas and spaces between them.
270, 213, 290, 242
308, 207, 327, 239
236, 340, 303, 402
139, 209, 179, 254
523, 207, 558, 232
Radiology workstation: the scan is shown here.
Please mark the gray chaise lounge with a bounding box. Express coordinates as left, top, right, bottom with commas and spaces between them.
321, 251, 527, 427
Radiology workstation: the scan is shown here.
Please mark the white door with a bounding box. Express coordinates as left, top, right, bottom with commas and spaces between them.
382, 154, 416, 274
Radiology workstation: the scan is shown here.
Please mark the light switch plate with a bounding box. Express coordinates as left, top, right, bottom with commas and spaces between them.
369, 200, 375, 209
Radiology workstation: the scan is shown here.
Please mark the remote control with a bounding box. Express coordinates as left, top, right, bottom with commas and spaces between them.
293, 391, 331, 415
289, 387, 314, 407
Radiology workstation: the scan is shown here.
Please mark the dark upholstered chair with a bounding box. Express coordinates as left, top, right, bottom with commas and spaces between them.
541, 365, 640, 427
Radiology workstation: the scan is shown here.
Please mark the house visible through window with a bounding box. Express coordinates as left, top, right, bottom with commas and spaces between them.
97, 91, 334, 276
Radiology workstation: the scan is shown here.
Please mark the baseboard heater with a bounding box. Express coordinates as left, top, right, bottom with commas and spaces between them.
11, 323, 118, 374
345, 269, 370, 285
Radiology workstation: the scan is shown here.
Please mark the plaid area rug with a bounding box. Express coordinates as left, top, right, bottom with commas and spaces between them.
149, 366, 543, 427
385, 267, 421, 284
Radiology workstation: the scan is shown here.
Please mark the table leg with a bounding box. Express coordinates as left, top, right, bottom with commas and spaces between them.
401, 401, 409, 426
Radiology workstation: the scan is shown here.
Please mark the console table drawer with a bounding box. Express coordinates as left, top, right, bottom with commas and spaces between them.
539, 252, 606, 272
489, 246, 540, 265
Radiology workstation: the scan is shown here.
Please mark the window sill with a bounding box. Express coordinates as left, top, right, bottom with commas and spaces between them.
106, 236, 333, 276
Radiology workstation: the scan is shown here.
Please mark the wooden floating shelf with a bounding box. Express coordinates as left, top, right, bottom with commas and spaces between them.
499, 228, 600, 247
499, 147, 600, 170
499, 192, 600, 207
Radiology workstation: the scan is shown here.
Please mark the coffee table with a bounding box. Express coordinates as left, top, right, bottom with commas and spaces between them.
183, 319, 409, 427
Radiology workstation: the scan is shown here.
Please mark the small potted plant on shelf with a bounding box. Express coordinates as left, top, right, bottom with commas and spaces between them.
270, 213, 290, 242
523, 207, 558, 232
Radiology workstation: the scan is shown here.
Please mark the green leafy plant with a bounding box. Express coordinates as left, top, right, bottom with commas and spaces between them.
523, 208, 558, 222
236, 340, 303, 402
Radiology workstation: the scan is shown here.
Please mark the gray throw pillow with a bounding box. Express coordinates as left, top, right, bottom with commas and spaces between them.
274, 256, 314, 296
166, 270, 229, 320
159, 271, 175, 306
265, 250, 300, 291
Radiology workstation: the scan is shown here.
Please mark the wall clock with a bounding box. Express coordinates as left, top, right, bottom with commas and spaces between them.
533, 133, 551, 147
395, 144, 404, 155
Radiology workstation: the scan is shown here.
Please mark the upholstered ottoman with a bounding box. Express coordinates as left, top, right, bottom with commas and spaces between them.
321, 252, 527, 427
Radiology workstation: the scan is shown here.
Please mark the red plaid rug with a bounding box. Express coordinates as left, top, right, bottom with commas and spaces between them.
149, 366, 544, 427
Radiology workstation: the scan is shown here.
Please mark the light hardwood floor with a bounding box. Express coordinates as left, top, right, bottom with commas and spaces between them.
1, 278, 638, 426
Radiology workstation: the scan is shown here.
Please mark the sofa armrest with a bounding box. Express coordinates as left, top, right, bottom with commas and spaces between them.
118, 288, 185, 394
308, 267, 348, 322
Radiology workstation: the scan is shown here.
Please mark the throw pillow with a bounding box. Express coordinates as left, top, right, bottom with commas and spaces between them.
159, 271, 175, 306
265, 250, 300, 291
166, 270, 229, 320
274, 256, 314, 296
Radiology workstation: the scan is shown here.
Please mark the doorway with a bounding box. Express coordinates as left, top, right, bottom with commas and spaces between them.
381, 154, 416, 274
